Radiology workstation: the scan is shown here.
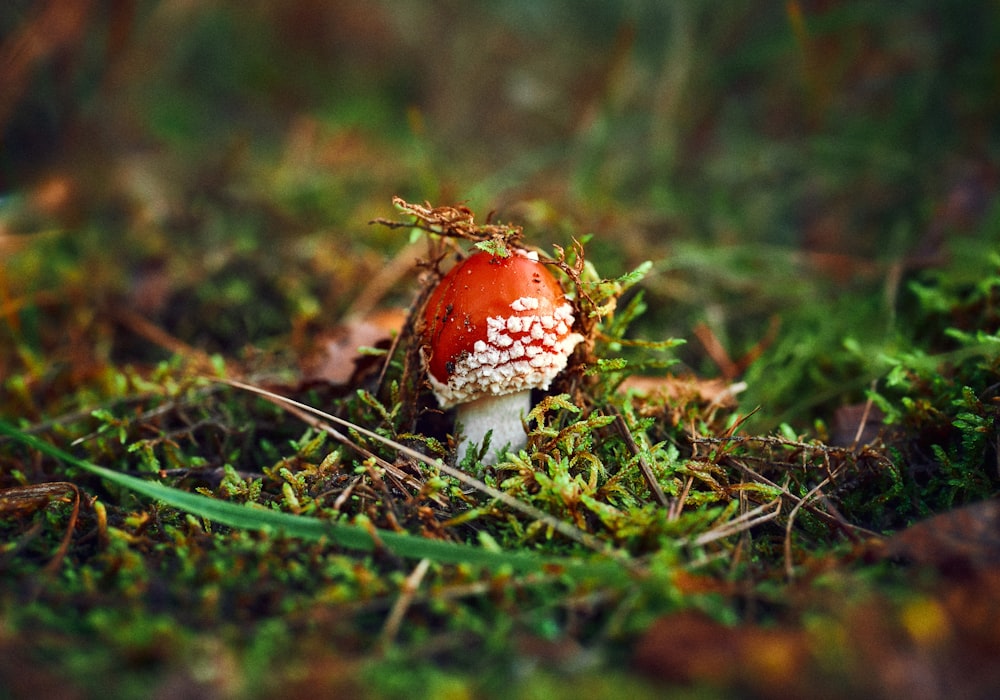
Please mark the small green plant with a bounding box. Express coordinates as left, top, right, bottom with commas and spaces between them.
859, 260, 1000, 522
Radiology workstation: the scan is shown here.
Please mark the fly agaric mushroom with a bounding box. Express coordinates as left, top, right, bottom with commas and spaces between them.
422, 248, 583, 462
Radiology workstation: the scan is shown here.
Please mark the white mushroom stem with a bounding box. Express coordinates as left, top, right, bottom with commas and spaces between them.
454, 390, 532, 463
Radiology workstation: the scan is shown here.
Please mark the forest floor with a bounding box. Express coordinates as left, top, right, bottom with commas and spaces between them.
2, 3, 1000, 698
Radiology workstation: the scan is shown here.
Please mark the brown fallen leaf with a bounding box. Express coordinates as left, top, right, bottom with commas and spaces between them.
848, 500, 1000, 697
830, 402, 884, 447
297, 308, 407, 387
838, 569, 1000, 700
618, 374, 742, 408
632, 610, 810, 694
878, 498, 1000, 576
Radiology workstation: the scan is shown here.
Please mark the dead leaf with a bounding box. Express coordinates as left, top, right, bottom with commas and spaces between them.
693, 315, 780, 379
879, 498, 1000, 576
853, 499, 1000, 696
633, 611, 809, 694
298, 308, 406, 386
831, 402, 884, 447
618, 374, 741, 408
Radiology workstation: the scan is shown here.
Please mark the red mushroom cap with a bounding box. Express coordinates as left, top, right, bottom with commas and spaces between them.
422, 249, 582, 409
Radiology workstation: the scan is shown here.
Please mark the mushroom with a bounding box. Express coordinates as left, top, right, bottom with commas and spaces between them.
421, 248, 583, 462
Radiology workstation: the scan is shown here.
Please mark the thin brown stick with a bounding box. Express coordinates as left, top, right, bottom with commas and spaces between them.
784, 477, 831, 580
370, 196, 524, 246
693, 322, 739, 380
690, 498, 781, 547
111, 307, 218, 372
850, 380, 879, 450
668, 475, 694, 522
378, 557, 431, 651
44, 484, 81, 575
217, 378, 633, 564
344, 241, 424, 321
730, 459, 879, 539
332, 475, 362, 513
267, 397, 446, 508
610, 408, 669, 507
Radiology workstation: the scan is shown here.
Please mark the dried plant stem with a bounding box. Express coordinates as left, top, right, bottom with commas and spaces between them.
331, 475, 363, 513
611, 408, 669, 507
112, 307, 219, 372
692, 433, 883, 540
260, 395, 446, 508
218, 378, 633, 565
850, 380, 879, 449
378, 557, 431, 650
668, 475, 694, 522
690, 498, 781, 547
729, 460, 879, 540
370, 196, 523, 246
784, 477, 831, 580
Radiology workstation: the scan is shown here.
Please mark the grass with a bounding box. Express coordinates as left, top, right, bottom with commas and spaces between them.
2, 1, 1000, 697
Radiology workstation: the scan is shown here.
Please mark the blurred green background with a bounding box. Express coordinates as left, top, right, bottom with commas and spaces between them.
2, 0, 999, 426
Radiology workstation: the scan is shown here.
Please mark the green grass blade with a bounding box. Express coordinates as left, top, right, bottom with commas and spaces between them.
0, 419, 631, 582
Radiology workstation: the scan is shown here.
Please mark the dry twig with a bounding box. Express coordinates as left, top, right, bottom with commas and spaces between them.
217, 378, 635, 565
610, 407, 669, 507
378, 557, 431, 651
